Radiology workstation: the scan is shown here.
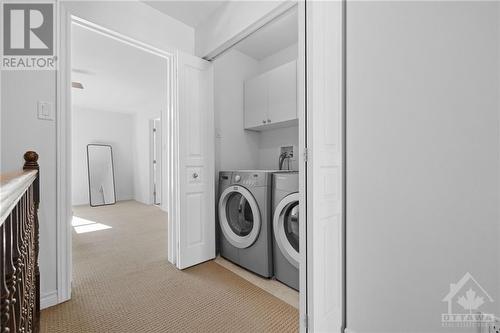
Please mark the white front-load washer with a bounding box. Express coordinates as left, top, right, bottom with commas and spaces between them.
272, 171, 299, 290
218, 170, 276, 277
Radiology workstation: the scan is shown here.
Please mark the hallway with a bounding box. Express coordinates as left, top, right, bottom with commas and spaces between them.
40, 201, 298, 332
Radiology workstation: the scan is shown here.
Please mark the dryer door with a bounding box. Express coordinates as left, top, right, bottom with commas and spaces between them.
219, 185, 261, 249
273, 192, 300, 268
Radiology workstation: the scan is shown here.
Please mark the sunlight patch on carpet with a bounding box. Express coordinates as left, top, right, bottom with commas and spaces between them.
72, 216, 112, 234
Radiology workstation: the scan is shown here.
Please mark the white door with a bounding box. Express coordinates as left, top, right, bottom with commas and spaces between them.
153, 119, 162, 205
176, 52, 215, 269
244, 73, 268, 129
268, 60, 297, 124
306, 1, 344, 331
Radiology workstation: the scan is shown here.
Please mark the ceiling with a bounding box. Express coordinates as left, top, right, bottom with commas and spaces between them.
143, 1, 226, 27
234, 7, 298, 60
71, 23, 166, 114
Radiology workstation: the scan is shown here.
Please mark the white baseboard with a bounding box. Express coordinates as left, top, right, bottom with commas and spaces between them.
40, 290, 59, 309
344, 329, 357, 333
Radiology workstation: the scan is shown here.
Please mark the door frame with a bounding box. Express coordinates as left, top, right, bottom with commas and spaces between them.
56, 4, 176, 305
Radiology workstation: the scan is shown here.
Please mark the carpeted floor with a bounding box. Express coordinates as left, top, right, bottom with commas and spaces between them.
40, 201, 298, 333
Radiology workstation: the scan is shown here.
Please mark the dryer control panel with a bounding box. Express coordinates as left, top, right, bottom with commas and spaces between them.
231, 172, 268, 187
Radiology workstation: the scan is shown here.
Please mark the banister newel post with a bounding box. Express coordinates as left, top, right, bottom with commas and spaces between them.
22, 151, 40, 333
23, 152, 39, 208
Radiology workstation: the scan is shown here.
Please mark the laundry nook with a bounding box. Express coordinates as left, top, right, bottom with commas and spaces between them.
213, 6, 301, 302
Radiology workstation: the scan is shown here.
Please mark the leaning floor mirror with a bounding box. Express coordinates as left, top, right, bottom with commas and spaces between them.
87, 144, 116, 207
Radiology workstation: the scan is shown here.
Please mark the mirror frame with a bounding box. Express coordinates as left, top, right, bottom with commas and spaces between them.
86, 143, 117, 207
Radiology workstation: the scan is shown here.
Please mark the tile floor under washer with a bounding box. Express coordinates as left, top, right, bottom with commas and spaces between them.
214, 256, 299, 309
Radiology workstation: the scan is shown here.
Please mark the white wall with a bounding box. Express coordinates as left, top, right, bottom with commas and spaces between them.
64, 1, 194, 54
72, 108, 162, 207
1, 70, 58, 301
256, 43, 297, 74
257, 126, 298, 170
498, 4, 500, 311
346, 2, 500, 332
0, 1, 193, 303
214, 49, 260, 176
71, 108, 135, 206
195, 1, 288, 57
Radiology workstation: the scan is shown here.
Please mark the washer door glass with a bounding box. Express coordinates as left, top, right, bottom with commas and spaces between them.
283, 202, 299, 252
219, 186, 261, 249
226, 192, 254, 236
273, 193, 300, 268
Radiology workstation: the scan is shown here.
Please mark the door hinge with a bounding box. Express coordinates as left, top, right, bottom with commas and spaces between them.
303, 315, 308, 330
303, 148, 309, 162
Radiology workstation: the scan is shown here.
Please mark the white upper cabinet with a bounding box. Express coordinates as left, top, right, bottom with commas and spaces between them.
244, 73, 268, 129
244, 60, 297, 131
268, 60, 297, 124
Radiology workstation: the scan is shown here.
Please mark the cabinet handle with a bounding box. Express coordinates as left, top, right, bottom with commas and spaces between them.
262, 120, 266, 124
193, 173, 199, 179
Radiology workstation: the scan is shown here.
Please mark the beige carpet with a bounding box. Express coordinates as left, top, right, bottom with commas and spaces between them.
41, 201, 298, 333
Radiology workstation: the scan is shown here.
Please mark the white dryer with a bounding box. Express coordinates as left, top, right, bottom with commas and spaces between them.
272, 171, 299, 290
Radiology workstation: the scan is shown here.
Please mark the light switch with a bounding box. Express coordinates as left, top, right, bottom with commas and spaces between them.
37, 101, 54, 120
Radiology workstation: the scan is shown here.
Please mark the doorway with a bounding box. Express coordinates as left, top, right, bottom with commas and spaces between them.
68, 15, 171, 307
70, 20, 167, 205
56, 11, 175, 304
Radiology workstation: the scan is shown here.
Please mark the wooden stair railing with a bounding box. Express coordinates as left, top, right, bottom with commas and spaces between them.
0, 152, 40, 333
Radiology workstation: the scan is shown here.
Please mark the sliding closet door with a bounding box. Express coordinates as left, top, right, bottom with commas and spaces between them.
306, 1, 344, 331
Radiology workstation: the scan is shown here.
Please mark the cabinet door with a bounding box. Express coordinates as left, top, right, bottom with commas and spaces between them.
244, 74, 268, 129
268, 60, 297, 124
